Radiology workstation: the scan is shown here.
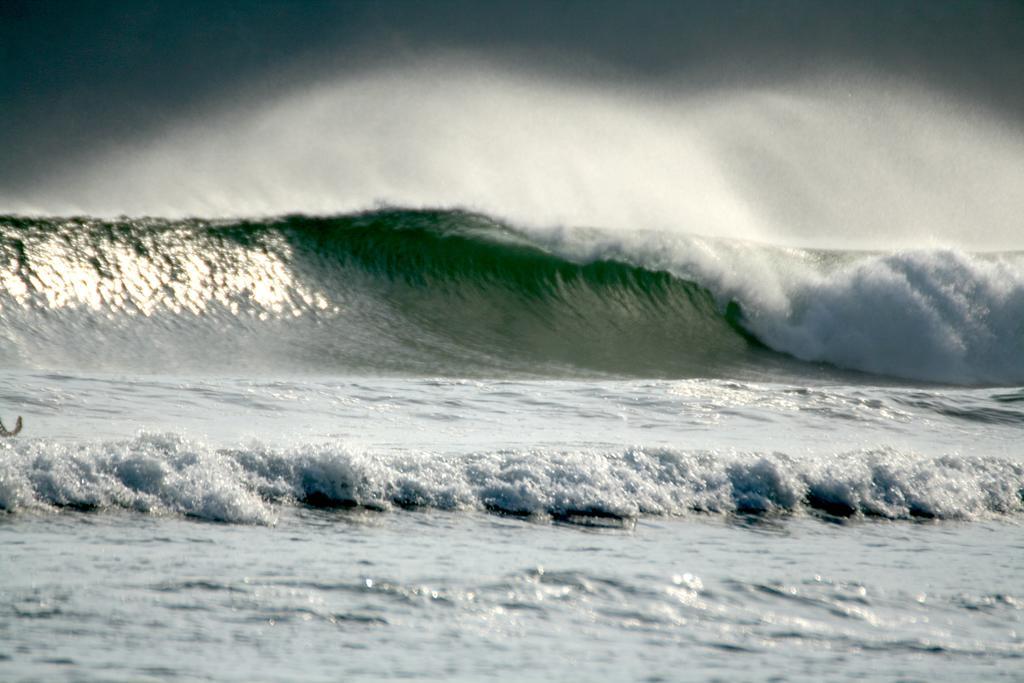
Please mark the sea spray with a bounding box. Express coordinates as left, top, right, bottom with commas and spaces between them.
4, 64, 1022, 251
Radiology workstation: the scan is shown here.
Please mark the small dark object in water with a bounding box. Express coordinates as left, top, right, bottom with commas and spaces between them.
0, 416, 22, 437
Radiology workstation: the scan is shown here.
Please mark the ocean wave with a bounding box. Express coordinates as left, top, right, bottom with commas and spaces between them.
1, 434, 1020, 524
1, 210, 1021, 384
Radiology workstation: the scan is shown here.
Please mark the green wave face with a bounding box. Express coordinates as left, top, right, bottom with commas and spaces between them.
271, 210, 765, 376
0, 210, 773, 378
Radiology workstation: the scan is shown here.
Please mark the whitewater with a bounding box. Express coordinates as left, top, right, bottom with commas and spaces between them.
2, 63, 1023, 683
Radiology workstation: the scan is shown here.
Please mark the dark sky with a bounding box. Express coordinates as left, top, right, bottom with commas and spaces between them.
3, 0, 1023, 189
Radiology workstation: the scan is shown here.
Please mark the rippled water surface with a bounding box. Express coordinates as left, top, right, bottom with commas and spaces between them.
3, 509, 1022, 682
1, 370, 1022, 681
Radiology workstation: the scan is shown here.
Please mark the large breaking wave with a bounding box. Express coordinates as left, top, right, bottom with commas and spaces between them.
0, 209, 1021, 384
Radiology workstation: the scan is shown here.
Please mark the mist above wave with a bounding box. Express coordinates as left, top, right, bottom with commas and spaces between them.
4, 60, 1023, 251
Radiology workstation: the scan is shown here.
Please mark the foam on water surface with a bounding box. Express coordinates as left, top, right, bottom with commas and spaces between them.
2, 434, 1021, 524
3, 14, 1024, 683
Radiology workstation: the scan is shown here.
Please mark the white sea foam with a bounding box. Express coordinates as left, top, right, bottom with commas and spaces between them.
745, 250, 1024, 385
0, 434, 273, 524
1, 434, 1020, 523
532, 224, 1024, 384
684, 245, 1024, 385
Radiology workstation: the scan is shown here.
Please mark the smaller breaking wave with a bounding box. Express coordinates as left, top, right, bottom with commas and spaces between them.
1, 434, 1020, 524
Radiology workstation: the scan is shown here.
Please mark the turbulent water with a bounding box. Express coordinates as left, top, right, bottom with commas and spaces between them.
1, 208, 1022, 682
3, 25, 1024, 677
3, 210, 1022, 383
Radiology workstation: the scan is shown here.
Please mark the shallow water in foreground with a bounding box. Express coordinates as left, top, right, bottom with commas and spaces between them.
3, 509, 1022, 682
1, 370, 1022, 681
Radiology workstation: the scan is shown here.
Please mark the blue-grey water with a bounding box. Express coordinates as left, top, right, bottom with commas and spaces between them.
5, 2, 1024, 678
2, 368, 1023, 682
1, 211, 1023, 681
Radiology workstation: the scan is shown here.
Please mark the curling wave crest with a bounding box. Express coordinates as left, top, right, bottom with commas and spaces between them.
1, 210, 1021, 384
1, 434, 1021, 524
